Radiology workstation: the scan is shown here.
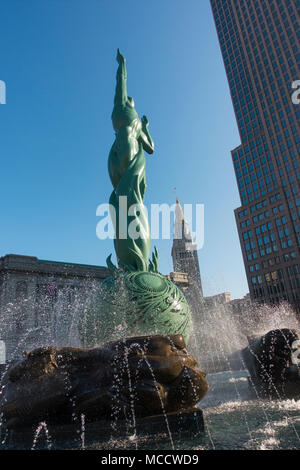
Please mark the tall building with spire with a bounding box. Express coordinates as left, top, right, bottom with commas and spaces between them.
210, 0, 300, 312
171, 199, 203, 298
169, 200, 253, 335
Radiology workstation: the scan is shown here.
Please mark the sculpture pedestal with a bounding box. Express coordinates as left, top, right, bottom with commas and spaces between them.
79, 271, 191, 347
3, 409, 204, 450
0, 335, 208, 449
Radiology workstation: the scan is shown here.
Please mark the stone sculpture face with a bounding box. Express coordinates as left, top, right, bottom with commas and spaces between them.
0, 335, 209, 430
242, 328, 300, 398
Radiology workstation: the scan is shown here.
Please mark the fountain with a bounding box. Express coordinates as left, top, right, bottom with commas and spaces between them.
79, 49, 191, 348
0, 50, 299, 451
0, 50, 209, 450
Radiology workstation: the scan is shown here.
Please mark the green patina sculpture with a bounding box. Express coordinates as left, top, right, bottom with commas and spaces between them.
107, 49, 156, 272
79, 50, 191, 346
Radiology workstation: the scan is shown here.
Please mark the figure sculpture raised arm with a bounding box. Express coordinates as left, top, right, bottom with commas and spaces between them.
108, 49, 156, 272
80, 50, 191, 347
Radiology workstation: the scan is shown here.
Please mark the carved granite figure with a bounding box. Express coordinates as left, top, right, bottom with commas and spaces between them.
0, 335, 208, 430
242, 328, 300, 399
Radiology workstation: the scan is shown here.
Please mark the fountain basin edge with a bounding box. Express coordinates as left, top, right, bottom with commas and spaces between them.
2, 408, 204, 450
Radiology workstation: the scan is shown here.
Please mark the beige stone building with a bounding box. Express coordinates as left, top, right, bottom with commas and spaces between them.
0, 254, 109, 361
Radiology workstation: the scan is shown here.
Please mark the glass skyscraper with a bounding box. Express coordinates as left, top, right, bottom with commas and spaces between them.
210, 0, 300, 311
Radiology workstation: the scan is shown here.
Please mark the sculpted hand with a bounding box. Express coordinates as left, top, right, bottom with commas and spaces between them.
141, 115, 149, 128
116, 48, 125, 64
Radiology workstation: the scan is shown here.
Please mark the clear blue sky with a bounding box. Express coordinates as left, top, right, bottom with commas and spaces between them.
0, 0, 248, 299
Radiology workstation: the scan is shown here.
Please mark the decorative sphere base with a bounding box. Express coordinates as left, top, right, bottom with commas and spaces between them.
80, 270, 191, 347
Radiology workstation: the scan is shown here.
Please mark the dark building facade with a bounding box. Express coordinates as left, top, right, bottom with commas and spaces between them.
211, 0, 300, 311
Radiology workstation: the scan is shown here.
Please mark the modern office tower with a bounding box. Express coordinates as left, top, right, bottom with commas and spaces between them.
171, 199, 203, 297
210, 0, 300, 312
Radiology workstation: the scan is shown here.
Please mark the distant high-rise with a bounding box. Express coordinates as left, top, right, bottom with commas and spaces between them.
171, 199, 203, 297
211, 0, 300, 312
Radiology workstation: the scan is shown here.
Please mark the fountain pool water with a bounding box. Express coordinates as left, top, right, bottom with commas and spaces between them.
0, 286, 299, 450
73, 370, 300, 451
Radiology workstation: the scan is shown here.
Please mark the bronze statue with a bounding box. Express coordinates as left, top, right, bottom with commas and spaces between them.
80, 50, 191, 346
109, 49, 154, 189
0, 53, 206, 447
107, 49, 155, 272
